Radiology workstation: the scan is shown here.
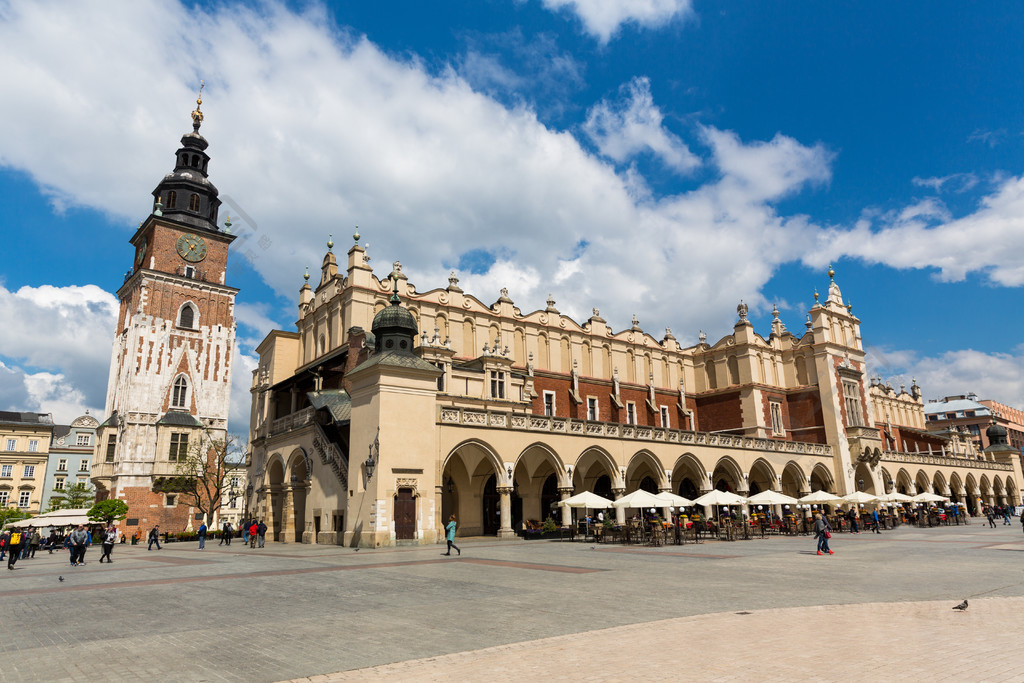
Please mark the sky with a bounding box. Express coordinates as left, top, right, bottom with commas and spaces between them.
1, 0, 1023, 434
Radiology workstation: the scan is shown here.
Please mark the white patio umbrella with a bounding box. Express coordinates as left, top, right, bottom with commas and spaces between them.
612, 489, 668, 509
557, 491, 615, 536
911, 492, 948, 503
693, 489, 747, 506
798, 490, 844, 505
876, 491, 913, 503
654, 491, 695, 507
843, 491, 880, 505
747, 490, 800, 506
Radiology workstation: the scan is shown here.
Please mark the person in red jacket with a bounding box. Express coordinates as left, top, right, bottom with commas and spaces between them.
248, 521, 259, 549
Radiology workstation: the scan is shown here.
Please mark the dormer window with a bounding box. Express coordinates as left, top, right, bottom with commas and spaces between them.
167, 191, 177, 208
489, 370, 506, 399
189, 194, 201, 211
171, 376, 189, 409
178, 303, 196, 328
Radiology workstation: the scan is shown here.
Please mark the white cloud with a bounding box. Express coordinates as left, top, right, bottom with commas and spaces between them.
0, 284, 117, 422
912, 173, 979, 194
539, 0, 693, 43
874, 347, 1024, 412
584, 77, 699, 174
810, 176, 1024, 286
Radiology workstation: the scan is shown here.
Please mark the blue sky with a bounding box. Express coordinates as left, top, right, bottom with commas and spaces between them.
1, 0, 1023, 432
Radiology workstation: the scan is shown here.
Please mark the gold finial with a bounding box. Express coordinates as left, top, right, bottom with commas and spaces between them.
303, 266, 310, 282
827, 264, 835, 281
327, 234, 334, 252
813, 288, 819, 302
191, 80, 205, 131
353, 226, 360, 243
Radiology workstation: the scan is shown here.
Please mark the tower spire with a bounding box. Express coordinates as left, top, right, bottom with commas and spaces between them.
191, 80, 205, 132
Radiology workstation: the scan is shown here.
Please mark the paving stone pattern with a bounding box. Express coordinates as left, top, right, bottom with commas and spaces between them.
0, 523, 1022, 682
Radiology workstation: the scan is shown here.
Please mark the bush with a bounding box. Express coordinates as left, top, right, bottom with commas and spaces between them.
542, 516, 558, 533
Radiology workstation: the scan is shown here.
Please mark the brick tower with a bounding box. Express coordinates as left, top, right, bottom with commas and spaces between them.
92, 91, 237, 535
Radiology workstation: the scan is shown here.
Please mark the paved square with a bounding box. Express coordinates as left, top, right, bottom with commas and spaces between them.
1, 523, 1023, 682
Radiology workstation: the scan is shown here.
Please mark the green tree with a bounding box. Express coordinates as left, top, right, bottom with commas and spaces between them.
174, 430, 242, 525
0, 506, 31, 528
88, 499, 130, 525
47, 482, 96, 511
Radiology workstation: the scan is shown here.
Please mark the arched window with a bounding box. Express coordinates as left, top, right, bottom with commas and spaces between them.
171, 376, 188, 408
178, 304, 195, 329
191, 155, 199, 168
189, 194, 201, 211
166, 191, 177, 208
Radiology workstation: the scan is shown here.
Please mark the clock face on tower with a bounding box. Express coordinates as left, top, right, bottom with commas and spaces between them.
136, 237, 147, 267
176, 233, 208, 263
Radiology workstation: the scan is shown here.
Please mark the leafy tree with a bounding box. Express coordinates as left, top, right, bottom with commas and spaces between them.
47, 482, 96, 511
0, 507, 31, 528
173, 430, 242, 525
88, 499, 130, 525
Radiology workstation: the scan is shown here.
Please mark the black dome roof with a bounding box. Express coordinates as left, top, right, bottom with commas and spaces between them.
372, 302, 417, 336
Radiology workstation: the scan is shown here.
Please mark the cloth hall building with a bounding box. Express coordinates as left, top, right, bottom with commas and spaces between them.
246, 241, 1022, 547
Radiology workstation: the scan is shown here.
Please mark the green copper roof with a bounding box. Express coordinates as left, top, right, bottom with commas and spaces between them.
157, 411, 204, 427
307, 389, 351, 424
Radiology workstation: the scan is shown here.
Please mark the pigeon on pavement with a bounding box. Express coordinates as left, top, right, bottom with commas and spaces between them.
58, 576, 64, 582
952, 599, 968, 611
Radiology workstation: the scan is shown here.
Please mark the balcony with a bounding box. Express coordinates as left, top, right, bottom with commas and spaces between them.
879, 450, 1012, 470
270, 407, 315, 436
438, 407, 834, 457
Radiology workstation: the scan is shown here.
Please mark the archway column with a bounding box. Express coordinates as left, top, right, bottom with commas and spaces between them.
497, 486, 515, 540
558, 486, 574, 526
613, 487, 626, 524
658, 486, 672, 523
280, 486, 295, 543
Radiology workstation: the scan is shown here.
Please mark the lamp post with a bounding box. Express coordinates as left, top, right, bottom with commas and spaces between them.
858, 478, 864, 492
244, 483, 253, 532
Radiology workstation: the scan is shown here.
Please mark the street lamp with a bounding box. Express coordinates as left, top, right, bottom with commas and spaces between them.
858, 478, 864, 492
244, 483, 254, 527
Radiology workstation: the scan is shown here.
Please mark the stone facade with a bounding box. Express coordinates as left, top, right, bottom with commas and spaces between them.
0, 412, 53, 514
42, 414, 99, 512
91, 100, 237, 536
247, 244, 1024, 547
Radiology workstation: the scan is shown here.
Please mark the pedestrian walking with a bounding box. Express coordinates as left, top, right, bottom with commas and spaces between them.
147, 525, 162, 550
46, 530, 58, 553
986, 508, 996, 528
99, 525, 117, 563
248, 521, 259, 548
0, 529, 8, 562
68, 525, 89, 566
27, 528, 41, 558
257, 521, 267, 548
443, 515, 461, 556
6, 528, 23, 570
1003, 508, 1011, 525
813, 512, 833, 556
871, 508, 881, 534
243, 519, 252, 545
197, 522, 207, 550
220, 521, 232, 546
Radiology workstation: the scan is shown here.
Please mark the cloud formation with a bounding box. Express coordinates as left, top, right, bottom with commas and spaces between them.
539, 0, 694, 43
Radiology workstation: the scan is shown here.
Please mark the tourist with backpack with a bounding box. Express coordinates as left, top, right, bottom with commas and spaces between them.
6, 528, 23, 570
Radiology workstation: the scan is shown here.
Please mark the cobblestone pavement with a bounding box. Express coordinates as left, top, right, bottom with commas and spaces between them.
0, 522, 1022, 682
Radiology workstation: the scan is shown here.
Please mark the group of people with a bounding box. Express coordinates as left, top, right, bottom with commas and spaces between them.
1, 523, 122, 569
983, 504, 1017, 528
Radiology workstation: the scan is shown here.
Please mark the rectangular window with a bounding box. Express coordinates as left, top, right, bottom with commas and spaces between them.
770, 401, 784, 436
489, 370, 506, 399
5, 439, 15, 451
54, 478, 65, 491
169, 433, 189, 462
105, 434, 117, 462
434, 362, 446, 392
0, 465, 11, 477
0, 491, 7, 506
165, 494, 177, 506
58, 458, 67, 471
843, 380, 863, 428
28, 440, 39, 452
543, 391, 556, 417
76, 434, 91, 446
18, 491, 30, 508
230, 477, 240, 488
659, 406, 670, 428
78, 461, 90, 472
23, 465, 35, 478
587, 397, 599, 421
626, 402, 637, 425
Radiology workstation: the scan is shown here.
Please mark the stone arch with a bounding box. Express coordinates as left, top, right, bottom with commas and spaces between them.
914, 469, 931, 494
283, 448, 309, 543
513, 442, 567, 529
671, 452, 707, 499
853, 462, 876, 494
711, 455, 744, 493
932, 471, 948, 497
747, 457, 778, 495
177, 300, 199, 329
1005, 477, 1018, 506
624, 449, 665, 492
573, 446, 618, 488
442, 439, 505, 536
948, 471, 964, 498
879, 467, 894, 494
965, 473, 979, 511
781, 461, 806, 497
992, 475, 1005, 504
895, 468, 914, 495
809, 462, 835, 493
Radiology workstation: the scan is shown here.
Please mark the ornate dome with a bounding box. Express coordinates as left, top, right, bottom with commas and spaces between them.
985, 419, 1009, 446
371, 277, 417, 354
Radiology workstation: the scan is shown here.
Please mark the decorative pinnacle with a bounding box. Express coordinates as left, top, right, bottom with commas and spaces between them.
827, 264, 835, 281
327, 234, 334, 252
224, 215, 232, 229
303, 266, 309, 282
154, 196, 163, 216
813, 288, 819, 302
389, 273, 401, 304
353, 226, 360, 243
772, 303, 779, 319
191, 80, 205, 131
846, 300, 853, 313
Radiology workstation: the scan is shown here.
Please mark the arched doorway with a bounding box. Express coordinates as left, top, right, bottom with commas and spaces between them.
482, 474, 500, 535
541, 474, 559, 522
